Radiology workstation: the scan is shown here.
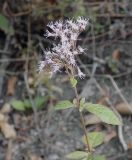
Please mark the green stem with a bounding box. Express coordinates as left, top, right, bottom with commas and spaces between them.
73, 86, 91, 153
66, 66, 91, 153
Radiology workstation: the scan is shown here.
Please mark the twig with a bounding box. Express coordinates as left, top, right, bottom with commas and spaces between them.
0, 50, 11, 55
24, 73, 39, 131
5, 140, 13, 160
0, 35, 11, 99
0, 57, 35, 62
24, 9, 40, 132
118, 125, 128, 151
106, 75, 132, 113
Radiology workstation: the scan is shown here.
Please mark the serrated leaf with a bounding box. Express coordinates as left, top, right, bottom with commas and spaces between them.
82, 132, 104, 148
55, 100, 74, 110
70, 77, 77, 87
66, 151, 89, 160
84, 103, 121, 125
0, 14, 14, 35
11, 100, 25, 111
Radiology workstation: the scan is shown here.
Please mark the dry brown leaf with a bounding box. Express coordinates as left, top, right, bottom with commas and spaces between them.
84, 114, 101, 126
115, 102, 132, 115
0, 113, 6, 122
5, 140, 13, 160
104, 130, 117, 143
27, 153, 42, 160
6, 76, 17, 96
0, 103, 11, 114
128, 142, 132, 149
112, 49, 120, 61
97, 95, 108, 105
0, 112, 16, 139
0, 122, 17, 139
106, 2, 114, 14
16, 135, 29, 142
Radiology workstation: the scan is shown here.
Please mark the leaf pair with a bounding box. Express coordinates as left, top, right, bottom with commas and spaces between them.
66, 131, 105, 160
11, 96, 46, 111
54, 100, 121, 125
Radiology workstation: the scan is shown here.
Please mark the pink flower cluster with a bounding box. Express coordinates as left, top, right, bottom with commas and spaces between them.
39, 17, 89, 78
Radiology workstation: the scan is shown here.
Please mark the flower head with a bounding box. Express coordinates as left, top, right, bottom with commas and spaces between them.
38, 17, 89, 78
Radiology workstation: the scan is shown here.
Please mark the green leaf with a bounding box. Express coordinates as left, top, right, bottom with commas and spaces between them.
87, 155, 105, 160
66, 151, 88, 160
24, 97, 45, 109
11, 100, 25, 111
0, 14, 14, 35
70, 77, 77, 87
34, 97, 45, 109
80, 98, 86, 111
80, 98, 85, 105
84, 103, 121, 125
82, 132, 104, 148
93, 155, 105, 160
55, 100, 74, 110
11, 96, 46, 111
24, 99, 31, 108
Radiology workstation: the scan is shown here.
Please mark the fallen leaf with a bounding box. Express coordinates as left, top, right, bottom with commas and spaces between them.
0, 113, 6, 122
0, 122, 17, 139
112, 49, 120, 61
27, 153, 42, 160
16, 135, 29, 142
5, 140, 13, 160
107, 2, 114, 14
0, 103, 11, 114
115, 102, 132, 115
6, 76, 17, 96
104, 130, 117, 143
84, 114, 101, 126
128, 142, 132, 149
97, 95, 109, 105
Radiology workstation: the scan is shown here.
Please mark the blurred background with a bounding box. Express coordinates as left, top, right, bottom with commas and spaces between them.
0, 0, 132, 160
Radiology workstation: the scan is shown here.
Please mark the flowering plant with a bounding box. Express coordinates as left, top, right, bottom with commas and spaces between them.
39, 17, 87, 78
39, 17, 121, 160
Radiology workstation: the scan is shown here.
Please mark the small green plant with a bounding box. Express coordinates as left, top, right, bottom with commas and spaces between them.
38, 17, 121, 160
0, 13, 14, 35
11, 96, 47, 111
